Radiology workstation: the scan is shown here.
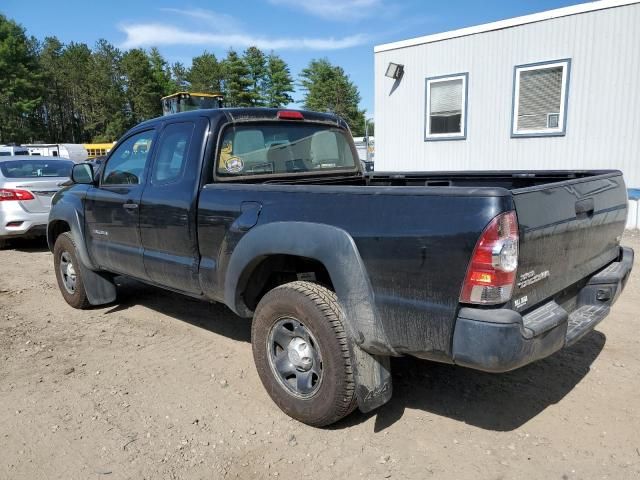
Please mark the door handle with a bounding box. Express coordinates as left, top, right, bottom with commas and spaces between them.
123, 203, 139, 210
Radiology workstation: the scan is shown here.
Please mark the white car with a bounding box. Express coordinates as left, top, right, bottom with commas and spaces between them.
0, 156, 73, 248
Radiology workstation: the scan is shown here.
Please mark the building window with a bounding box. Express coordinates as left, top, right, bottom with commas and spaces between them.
425, 73, 468, 141
512, 59, 570, 137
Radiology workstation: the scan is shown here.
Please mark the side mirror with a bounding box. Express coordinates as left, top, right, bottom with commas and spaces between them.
71, 163, 95, 184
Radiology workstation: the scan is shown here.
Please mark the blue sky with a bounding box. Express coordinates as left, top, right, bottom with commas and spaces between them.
3, 0, 587, 115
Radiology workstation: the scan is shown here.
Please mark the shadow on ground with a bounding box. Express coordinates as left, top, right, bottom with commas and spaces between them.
101, 278, 606, 433
340, 330, 606, 432
2, 237, 49, 253
105, 276, 251, 343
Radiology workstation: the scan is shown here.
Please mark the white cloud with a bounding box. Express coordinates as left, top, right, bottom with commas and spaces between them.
158, 8, 242, 33
118, 8, 370, 51
268, 0, 383, 20
119, 23, 368, 50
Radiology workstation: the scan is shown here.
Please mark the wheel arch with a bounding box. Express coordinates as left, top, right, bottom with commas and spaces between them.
48, 191, 116, 306
48, 190, 96, 270
226, 221, 395, 412
225, 222, 393, 356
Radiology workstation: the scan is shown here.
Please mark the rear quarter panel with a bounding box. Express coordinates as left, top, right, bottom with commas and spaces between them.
197, 184, 512, 360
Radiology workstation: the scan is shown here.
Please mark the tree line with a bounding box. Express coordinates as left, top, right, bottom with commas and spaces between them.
0, 14, 367, 145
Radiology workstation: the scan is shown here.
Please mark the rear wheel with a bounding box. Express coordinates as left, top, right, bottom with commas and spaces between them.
53, 232, 91, 309
251, 281, 357, 427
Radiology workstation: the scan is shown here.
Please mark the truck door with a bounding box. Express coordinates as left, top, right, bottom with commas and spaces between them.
139, 119, 206, 294
84, 129, 156, 279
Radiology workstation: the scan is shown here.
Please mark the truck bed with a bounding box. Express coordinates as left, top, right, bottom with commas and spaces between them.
198, 168, 628, 362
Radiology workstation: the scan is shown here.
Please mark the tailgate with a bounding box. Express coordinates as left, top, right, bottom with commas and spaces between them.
511, 172, 627, 311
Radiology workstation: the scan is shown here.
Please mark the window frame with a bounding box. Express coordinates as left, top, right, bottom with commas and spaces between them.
99, 128, 157, 187
511, 58, 571, 138
424, 72, 468, 142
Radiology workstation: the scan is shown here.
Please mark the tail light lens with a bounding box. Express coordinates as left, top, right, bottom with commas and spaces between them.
460, 211, 519, 305
0, 188, 35, 201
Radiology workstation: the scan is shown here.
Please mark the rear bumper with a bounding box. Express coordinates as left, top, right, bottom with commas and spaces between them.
0, 205, 49, 238
452, 246, 633, 372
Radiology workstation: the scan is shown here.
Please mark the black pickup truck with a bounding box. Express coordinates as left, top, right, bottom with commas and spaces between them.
48, 108, 633, 426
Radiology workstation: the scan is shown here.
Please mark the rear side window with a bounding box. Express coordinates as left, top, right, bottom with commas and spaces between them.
216, 123, 357, 178
102, 130, 154, 185
152, 122, 195, 184
0, 160, 73, 178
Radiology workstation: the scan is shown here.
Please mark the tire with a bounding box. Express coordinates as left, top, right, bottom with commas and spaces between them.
0, 238, 7, 250
251, 281, 357, 427
53, 232, 91, 309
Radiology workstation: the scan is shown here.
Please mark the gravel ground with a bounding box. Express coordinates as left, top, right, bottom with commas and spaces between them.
1, 232, 639, 480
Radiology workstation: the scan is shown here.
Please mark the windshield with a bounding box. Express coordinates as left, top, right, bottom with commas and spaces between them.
217, 123, 357, 178
190, 95, 222, 110
0, 159, 73, 178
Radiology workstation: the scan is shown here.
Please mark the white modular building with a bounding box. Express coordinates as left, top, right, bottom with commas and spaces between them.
374, 0, 640, 194
23, 143, 88, 163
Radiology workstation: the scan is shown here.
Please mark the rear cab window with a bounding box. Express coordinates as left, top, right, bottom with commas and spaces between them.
216, 123, 358, 179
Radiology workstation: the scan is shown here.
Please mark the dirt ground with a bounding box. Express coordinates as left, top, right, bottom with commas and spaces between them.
1, 233, 639, 480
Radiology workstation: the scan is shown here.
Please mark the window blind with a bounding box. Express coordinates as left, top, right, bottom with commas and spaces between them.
430, 79, 463, 115
517, 66, 563, 130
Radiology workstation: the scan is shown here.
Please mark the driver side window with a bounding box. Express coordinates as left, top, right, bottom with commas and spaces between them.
102, 130, 155, 185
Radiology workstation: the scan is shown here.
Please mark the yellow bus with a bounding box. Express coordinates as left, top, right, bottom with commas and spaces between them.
161, 92, 224, 116
84, 143, 114, 159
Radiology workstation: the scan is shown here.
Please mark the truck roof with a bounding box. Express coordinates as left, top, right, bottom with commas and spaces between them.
136, 108, 349, 131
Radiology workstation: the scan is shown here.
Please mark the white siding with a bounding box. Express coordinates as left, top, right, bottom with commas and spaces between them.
374, 3, 640, 188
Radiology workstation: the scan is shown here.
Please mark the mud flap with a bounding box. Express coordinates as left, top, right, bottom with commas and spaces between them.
76, 261, 117, 306
352, 346, 393, 413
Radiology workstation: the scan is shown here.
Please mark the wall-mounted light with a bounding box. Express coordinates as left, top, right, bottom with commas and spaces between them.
385, 62, 404, 79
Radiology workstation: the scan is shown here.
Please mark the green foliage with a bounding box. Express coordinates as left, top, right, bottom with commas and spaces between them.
86, 39, 128, 142
149, 47, 176, 96
187, 52, 223, 93
264, 53, 294, 108
0, 15, 365, 143
171, 62, 188, 90
0, 14, 43, 143
121, 49, 164, 124
222, 49, 253, 107
299, 58, 366, 135
243, 46, 267, 106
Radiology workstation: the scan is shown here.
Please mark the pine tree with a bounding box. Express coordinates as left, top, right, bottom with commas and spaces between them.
0, 14, 44, 143
60, 42, 93, 142
222, 49, 253, 107
299, 58, 366, 135
87, 39, 128, 142
171, 62, 189, 90
243, 46, 267, 106
187, 52, 223, 93
264, 53, 294, 108
38, 36, 66, 141
148, 47, 175, 96
121, 48, 163, 124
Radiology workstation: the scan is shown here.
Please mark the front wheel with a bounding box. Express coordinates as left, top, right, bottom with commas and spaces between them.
53, 232, 91, 309
251, 281, 357, 427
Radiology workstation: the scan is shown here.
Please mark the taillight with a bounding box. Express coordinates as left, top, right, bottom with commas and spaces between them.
460, 211, 519, 305
277, 110, 304, 120
0, 188, 35, 201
